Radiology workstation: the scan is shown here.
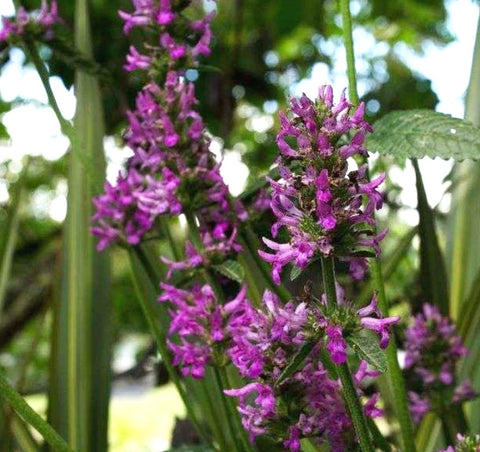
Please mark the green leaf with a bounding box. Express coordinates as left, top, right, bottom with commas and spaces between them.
413, 159, 449, 315
290, 265, 302, 281
0, 370, 74, 452
213, 260, 245, 283
348, 333, 387, 373
48, 1, 111, 450
275, 342, 315, 386
447, 13, 480, 437
367, 109, 480, 161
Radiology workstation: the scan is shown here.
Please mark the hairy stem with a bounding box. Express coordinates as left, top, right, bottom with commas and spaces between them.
321, 257, 374, 452
339, 1, 416, 450
0, 371, 74, 452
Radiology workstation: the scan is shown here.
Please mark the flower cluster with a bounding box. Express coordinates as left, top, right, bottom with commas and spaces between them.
440, 434, 480, 452
0, 1, 60, 43
91, 0, 250, 394
225, 289, 383, 451
119, 0, 214, 69
259, 86, 386, 284
158, 284, 249, 379
91, 167, 182, 250
404, 304, 476, 422
92, 0, 244, 259
318, 285, 399, 364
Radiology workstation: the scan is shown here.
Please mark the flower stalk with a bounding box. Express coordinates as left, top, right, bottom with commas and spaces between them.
338, 1, 416, 450
321, 257, 374, 452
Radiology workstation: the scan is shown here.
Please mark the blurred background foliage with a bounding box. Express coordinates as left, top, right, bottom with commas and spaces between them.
0, 0, 467, 450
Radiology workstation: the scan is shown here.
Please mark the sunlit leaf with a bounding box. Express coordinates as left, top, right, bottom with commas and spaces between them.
367, 110, 480, 161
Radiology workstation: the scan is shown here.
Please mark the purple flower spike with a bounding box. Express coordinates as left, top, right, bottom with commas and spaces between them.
0, 1, 61, 42
405, 304, 476, 422
260, 87, 386, 284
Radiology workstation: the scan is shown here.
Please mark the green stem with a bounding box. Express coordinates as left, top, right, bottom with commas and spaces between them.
339, 0, 359, 105
337, 363, 375, 452
320, 256, 337, 308
339, 1, 416, 449
23, 40, 73, 138
0, 159, 29, 318
160, 217, 182, 261
215, 367, 255, 452
212, 369, 237, 449
184, 212, 225, 299
183, 213, 245, 452
440, 412, 457, 447
219, 367, 256, 452
130, 246, 211, 447
320, 257, 374, 452
440, 404, 468, 440
367, 416, 392, 452
0, 371, 74, 452
372, 261, 416, 452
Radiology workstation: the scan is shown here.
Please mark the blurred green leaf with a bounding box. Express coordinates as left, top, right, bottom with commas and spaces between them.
213, 260, 245, 283
48, 0, 111, 450
412, 159, 448, 314
290, 265, 302, 281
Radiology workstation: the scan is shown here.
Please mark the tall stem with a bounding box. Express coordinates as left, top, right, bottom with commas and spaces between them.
339, 0, 358, 105
372, 262, 416, 451
130, 246, 211, 447
339, 1, 416, 450
216, 367, 255, 452
184, 212, 249, 452
0, 371, 74, 452
23, 40, 73, 138
321, 257, 374, 452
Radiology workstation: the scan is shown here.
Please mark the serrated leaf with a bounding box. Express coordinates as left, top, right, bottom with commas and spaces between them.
290, 265, 302, 281
213, 260, 245, 283
367, 109, 480, 161
348, 334, 387, 373
275, 342, 315, 386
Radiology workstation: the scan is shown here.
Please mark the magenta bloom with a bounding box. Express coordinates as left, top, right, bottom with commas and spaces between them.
118, 0, 216, 69
326, 325, 347, 364
225, 289, 383, 450
404, 304, 476, 421
159, 284, 249, 379
91, 167, 182, 250
357, 293, 400, 349
260, 86, 386, 284
0, 1, 60, 42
